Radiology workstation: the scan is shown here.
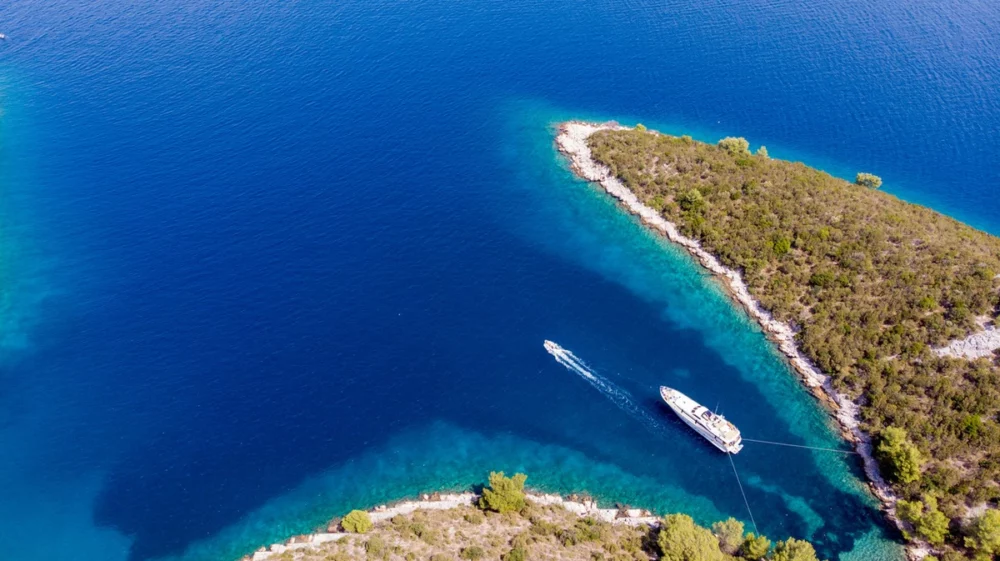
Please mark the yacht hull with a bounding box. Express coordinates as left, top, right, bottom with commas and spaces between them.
660, 386, 743, 454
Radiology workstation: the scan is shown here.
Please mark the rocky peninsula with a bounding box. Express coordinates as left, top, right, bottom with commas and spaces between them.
556, 121, 894, 499
239, 472, 818, 561
556, 122, 1000, 561
240, 491, 657, 561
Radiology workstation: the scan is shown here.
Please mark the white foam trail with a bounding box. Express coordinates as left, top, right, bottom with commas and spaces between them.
545, 341, 667, 435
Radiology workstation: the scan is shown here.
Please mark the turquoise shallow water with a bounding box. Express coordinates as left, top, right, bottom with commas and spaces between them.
48, 100, 908, 561
3, 0, 998, 559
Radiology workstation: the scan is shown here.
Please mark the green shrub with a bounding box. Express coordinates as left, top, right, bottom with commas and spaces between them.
657, 514, 727, 561
463, 511, 485, 525
916, 509, 950, 546
557, 518, 607, 546
916, 295, 937, 310
409, 520, 429, 539
855, 172, 882, 189
502, 546, 526, 561
718, 137, 750, 156
528, 516, 558, 536
365, 535, 387, 559
574, 517, 607, 542
559, 527, 580, 547
711, 518, 744, 554
965, 509, 1000, 555
739, 532, 771, 560
391, 514, 410, 532
418, 528, 440, 545
875, 427, 923, 484
478, 472, 527, 514
343, 510, 374, 533
677, 188, 705, 212
510, 533, 530, 550
961, 414, 983, 437
808, 271, 835, 288
773, 236, 792, 256
460, 546, 485, 560
895, 496, 949, 545
896, 499, 923, 524
771, 537, 819, 561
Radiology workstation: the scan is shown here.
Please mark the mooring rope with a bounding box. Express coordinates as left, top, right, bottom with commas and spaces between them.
728, 453, 759, 536
742, 438, 859, 455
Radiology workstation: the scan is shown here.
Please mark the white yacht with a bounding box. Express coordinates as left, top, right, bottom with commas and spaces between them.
660, 386, 743, 454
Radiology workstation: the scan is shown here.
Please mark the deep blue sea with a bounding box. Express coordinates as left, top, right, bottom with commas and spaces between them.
1, 1, 998, 560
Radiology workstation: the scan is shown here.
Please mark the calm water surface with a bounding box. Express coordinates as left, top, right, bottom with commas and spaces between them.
1, 0, 998, 559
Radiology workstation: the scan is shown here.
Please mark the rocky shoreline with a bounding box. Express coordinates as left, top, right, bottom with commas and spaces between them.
554, 121, 920, 558
239, 491, 658, 561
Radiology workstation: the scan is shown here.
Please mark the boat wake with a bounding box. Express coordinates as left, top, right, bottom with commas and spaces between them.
544, 340, 667, 435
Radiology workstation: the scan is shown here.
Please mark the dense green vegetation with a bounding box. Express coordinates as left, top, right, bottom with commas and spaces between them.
966, 509, 1000, 556
854, 173, 883, 189
479, 472, 528, 515
587, 127, 1000, 559
874, 427, 923, 484
897, 495, 951, 545
656, 514, 810, 561
343, 509, 375, 534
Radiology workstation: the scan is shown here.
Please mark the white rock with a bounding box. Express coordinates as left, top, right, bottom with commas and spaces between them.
934, 322, 1000, 360
311, 533, 346, 544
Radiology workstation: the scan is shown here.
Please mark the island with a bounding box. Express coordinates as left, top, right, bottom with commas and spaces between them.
240, 472, 818, 561
556, 122, 1000, 561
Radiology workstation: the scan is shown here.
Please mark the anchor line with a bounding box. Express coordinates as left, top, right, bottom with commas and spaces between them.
728, 453, 759, 536
742, 438, 859, 454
